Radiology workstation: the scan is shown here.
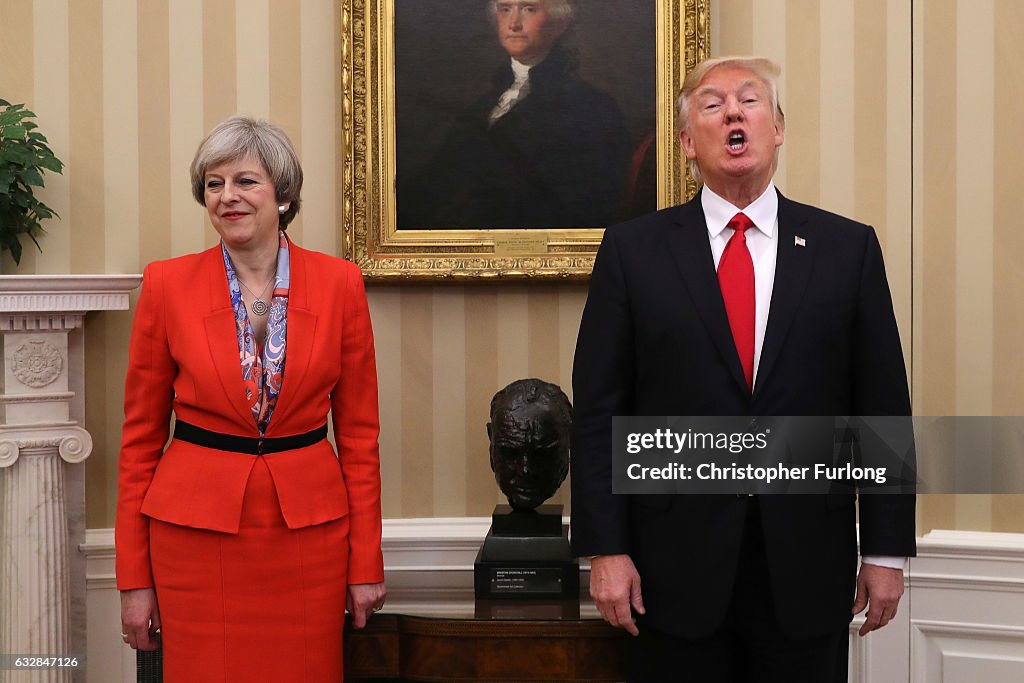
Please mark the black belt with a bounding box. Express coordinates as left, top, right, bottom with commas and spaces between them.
173, 420, 328, 456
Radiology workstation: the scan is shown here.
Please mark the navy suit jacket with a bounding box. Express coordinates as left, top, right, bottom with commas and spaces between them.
570, 190, 916, 639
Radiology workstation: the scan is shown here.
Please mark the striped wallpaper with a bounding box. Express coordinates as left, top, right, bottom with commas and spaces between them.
1, 0, 1021, 533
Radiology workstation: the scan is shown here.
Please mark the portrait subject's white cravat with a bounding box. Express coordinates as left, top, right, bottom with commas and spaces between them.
489, 59, 532, 124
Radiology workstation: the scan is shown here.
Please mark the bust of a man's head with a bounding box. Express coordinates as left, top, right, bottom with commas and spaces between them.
487, 378, 572, 510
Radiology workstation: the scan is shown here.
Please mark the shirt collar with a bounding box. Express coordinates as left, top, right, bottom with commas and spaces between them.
510, 58, 533, 81
701, 183, 778, 239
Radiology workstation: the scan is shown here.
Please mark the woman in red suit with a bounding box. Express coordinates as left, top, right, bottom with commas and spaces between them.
116, 116, 386, 681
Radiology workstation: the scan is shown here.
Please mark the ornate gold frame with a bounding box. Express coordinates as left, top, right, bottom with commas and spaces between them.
341, 1, 710, 282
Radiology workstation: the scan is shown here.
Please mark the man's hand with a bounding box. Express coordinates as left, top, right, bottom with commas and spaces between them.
852, 563, 904, 636
120, 588, 161, 651
590, 554, 645, 636
347, 582, 387, 629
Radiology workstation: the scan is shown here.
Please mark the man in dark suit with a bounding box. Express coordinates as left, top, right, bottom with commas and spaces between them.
397, 0, 629, 229
570, 56, 915, 681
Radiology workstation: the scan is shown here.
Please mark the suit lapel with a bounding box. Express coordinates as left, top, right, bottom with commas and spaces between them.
753, 193, 815, 399
265, 240, 316, 434
666, 197, 750, 395
201, 247, 259, 428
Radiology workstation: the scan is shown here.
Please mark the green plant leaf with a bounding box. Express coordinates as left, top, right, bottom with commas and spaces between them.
35, 202, 57, 219
38, 157, 63, 173
7, 148, 32, 166
8, 237, 22, 264
2, 124, 27, 138
22, 167, 44, 187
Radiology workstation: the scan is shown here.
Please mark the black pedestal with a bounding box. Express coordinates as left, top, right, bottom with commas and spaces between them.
474, 504, 579, 600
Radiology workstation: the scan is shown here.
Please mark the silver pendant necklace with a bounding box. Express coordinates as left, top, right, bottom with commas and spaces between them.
237, 276, 274, 316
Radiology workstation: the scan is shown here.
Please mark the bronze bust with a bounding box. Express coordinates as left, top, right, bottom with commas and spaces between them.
487, 379, 572, 510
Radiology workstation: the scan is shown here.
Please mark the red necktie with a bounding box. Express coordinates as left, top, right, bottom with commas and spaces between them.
718, 212, 755, 390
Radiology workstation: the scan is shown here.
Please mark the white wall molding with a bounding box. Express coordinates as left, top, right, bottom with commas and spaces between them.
912, 620, 1024, 683
910, 530, 1024, 593
909, 575, 1024, 593
913, 620, 1024, 639
917, 529, 1024, 558
82, 523, 1024, 586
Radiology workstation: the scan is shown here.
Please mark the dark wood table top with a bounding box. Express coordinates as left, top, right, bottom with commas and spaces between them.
344, 601, 627, 682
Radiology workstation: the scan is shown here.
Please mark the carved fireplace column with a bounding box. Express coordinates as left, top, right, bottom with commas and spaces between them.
0, 275, 140, 683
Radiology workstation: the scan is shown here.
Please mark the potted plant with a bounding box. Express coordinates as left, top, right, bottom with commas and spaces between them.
0, 99, 64, 265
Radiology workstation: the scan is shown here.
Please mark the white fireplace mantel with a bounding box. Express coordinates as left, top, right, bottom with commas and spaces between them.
0, 274, 141, 683
0, 275, 142, 328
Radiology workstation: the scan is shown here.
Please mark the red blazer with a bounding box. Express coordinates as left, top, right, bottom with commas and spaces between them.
115, 241, 384, 591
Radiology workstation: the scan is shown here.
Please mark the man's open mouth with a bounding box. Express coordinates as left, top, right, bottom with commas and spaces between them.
728, 131, 746, 150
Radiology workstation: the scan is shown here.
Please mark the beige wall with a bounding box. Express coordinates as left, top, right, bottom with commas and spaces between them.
2, 0, 1021, 533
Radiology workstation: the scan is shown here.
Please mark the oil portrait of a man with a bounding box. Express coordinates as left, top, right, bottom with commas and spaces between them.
394, 0, 657, 230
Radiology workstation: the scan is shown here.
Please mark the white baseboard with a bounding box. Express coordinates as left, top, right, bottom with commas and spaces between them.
81, 524, 1024, 683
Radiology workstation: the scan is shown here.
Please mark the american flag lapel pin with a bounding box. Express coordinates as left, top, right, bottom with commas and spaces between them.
794, 236, 806, 247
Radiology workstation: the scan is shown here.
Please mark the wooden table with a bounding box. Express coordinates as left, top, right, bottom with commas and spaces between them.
344, 601, 627, 682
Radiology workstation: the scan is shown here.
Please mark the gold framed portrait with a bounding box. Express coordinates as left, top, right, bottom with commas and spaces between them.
341, 0, 710, 282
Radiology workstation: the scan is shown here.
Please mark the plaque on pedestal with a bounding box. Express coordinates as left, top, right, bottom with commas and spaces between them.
474, 504, 579, 600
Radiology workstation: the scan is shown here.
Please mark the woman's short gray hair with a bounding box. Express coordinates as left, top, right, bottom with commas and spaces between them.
677, 56, 786, 185
488, 0, 575, 23
189, 116, 303, 229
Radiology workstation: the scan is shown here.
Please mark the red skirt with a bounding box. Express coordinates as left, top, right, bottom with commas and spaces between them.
150, 458, 349, 682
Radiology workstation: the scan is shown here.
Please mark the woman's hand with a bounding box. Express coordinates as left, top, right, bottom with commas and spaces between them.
346, 582, 386, 629
120, 588, 161, 651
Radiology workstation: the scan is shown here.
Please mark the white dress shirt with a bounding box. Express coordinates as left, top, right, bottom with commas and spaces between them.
701, 183, 905, 571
